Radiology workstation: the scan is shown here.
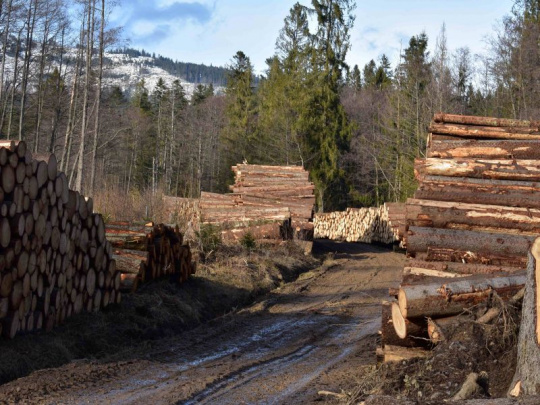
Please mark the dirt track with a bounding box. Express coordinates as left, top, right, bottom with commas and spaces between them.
0, 240, 404, 404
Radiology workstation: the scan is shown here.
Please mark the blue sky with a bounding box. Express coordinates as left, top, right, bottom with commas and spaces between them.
111, 0, 515, 75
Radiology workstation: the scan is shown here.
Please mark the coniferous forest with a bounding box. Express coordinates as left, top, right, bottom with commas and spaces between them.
0, 0, 539, 213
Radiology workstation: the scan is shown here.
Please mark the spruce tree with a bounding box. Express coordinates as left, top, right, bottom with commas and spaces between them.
305, 0, 356, 211
224, 51, 257, 164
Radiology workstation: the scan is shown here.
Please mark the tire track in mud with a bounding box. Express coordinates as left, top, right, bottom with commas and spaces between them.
0, 241, 405, 404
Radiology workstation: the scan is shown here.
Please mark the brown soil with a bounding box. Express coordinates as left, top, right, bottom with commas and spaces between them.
0, 240, 522, 404
0, 240, 405, 404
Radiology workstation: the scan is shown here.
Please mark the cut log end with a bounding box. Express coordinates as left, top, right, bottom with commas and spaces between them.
533, 238, 540, 345
391, 301, 407, 339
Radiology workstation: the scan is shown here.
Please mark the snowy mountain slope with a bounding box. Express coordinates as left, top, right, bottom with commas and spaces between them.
102, 52, 202, 97
0, 49, 220, 99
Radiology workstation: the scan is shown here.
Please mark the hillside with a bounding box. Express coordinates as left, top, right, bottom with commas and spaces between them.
0, 46, 223, 100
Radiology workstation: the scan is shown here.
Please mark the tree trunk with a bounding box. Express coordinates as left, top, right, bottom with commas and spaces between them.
398, 272, 526, 319
416, 158, 540, 182
75, 0, 95, 193
509, 237, 540, 396
433, 113, 540, 128
90, 0, 105, 195
428, 139, 540, 159
415, 175, 540, 209
406, 198, 540, 234
406, 226, 536, 259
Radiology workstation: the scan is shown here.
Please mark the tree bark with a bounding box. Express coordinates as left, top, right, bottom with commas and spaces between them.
509, 238, 540, 396
428, 139, 540, 159
416, 158, 540, 182
433, 113, 540, 128
406, 198, 540, 234
398, 272, 526, 319
407, 226, 536, 259
415, 175, 540, 209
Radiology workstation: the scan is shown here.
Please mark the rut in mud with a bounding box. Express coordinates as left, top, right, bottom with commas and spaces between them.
0, 240, 404, 404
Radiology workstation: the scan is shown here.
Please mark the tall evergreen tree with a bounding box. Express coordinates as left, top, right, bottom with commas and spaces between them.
257, 3, 312, 166
305, 0, 356, 211
224, 51, 257, 164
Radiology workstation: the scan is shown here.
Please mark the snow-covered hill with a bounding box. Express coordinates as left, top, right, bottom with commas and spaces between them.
1, 49, 220, 99
102, 52, 205, 98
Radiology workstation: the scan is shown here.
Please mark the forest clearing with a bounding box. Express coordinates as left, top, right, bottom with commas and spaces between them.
1, 0, 540, 403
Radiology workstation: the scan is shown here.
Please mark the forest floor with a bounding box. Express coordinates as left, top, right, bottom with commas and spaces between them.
0, 240, 526, 404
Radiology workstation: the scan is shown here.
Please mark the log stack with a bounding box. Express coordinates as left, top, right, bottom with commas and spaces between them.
106, 221, 196, 292
0, 140, 121, 339
231, 164, 315, 242
161, 196, 199, 240
314, 205, 400, 245
379, 113, 539, 360
200, 164, 315, 246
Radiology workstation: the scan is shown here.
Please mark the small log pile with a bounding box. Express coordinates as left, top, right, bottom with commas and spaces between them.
0, 140, 121, 339
106, 221, 196, 292
200, 164, 315, 245
379, 113, 538, 361
314, 205, 400, 244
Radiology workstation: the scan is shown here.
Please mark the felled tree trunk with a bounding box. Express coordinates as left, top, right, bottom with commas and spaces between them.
509, 237, 540, 397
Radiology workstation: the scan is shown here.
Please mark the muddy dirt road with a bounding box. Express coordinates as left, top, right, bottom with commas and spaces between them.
0, 241, 404, 404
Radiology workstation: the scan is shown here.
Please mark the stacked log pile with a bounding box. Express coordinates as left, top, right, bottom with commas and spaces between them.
200, 164, 315, 245
314, 205, 400, 245
231, 164, 315, 241
0, 141, 121, 339
385, 202, 406, 245
161, 196, 199, 239
106, 221, 196, 292
379, 113, 538, 361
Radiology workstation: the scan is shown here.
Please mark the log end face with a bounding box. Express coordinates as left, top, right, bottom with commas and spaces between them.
391, 301, 407, 339
397, 289, 408, 319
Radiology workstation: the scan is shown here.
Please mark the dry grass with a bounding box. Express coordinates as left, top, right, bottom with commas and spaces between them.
92, 183, 167, 223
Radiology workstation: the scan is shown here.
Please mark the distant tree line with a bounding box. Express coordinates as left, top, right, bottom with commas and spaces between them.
109, 47, 229, 86
0, 0, 538, 215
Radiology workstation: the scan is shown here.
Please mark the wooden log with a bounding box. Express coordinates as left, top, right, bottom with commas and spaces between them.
1, 164, 15, 193
406, 198, 540, 234
509, 238, 540, 395
415, 175, 540, 209
221, 222, 288, 242
120, 273, 139, 292
451, 372, 488, 401
430, 122, 540, 139
416, 158, 540, 182
382, 345, 430, 363
2, 314, 19, 339
403, 267, 471, 279
427, 315, 471, 344
398, 273, 526, 319
406, 226, 535, 259
417, 248, 528, 268
390, 301, 429, 344
433, 113, 540, 128
428, 139, 540, 159
405, 258, 523, 276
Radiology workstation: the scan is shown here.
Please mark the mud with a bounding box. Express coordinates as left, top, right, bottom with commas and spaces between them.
0, 240, 404, 404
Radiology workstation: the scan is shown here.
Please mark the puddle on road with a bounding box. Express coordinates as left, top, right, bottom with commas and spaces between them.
184, 344, 317, 405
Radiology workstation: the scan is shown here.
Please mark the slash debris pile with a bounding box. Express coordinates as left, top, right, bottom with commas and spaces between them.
0, 141, 121, 339
379, 113, 539, 361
